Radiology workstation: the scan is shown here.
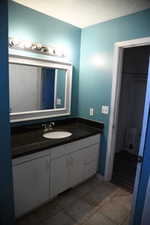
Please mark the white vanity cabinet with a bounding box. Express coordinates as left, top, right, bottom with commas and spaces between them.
13, 153, 50, 218
12, 134, 101, 218
51, 150, 85, 198
50, 134, 100, 198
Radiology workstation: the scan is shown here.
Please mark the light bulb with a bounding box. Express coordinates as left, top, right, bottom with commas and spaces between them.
24, 41, 32, 49
36, 43, 42, 49
48, 47, 54, 55
18, 41, 25, 49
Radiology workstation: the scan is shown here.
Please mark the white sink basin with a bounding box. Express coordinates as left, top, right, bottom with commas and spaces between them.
43, 131, 72, 139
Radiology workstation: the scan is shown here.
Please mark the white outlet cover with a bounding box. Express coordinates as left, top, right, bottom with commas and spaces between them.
101, 105, 109, 114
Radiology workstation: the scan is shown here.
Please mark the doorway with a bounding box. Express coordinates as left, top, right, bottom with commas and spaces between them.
105, 37, 150, 224
112, 46, 150, 192
105, 37, 150, 181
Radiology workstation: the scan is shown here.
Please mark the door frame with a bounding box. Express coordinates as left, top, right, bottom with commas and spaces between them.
104, 36, 150, 225
105, 36, 150, 181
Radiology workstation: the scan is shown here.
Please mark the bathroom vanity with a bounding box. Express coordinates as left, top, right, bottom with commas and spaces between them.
11, 118, 104, 218
9, 54, 104, 218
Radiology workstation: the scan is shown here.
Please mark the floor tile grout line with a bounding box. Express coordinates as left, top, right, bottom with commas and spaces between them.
61, 208, 79, 223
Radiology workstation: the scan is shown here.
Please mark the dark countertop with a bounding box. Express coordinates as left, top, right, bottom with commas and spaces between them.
11, 118, 104, 159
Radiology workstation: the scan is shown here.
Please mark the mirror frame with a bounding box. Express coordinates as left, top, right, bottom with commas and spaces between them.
9, 54, 72, 123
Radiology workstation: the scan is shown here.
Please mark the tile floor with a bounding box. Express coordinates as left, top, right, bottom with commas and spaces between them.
16, 176, 132, 225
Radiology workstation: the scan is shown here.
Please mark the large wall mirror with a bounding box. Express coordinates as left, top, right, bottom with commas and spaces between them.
9, 55, 72, 122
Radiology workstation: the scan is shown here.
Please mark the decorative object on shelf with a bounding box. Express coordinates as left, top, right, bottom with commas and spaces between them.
9, 37, 66, 58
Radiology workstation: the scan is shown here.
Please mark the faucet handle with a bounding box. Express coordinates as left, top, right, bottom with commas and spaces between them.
48, 122, 55, 130
51, 122, 55, 126
42, 124, 46, 129
42, 123, 48, 132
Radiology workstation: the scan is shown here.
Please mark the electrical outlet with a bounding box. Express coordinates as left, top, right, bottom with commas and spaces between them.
101, 105, 109, 114
90, 108, 94, 116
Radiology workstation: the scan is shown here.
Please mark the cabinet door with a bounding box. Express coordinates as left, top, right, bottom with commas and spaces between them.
69, 143, 100, 187
13, 155, 50, 218
51, 156, 69, 198
69, 151, 85, 187
84, 160, 98, 179
51, 141, 100, 197
83, 144, 100, 179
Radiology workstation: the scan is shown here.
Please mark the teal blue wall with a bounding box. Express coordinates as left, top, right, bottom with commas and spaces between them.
8, 1, 81, 117
0, 1, 14, 224
7, 3, 150, 224
9, 2, 150, 175
79, 9, 150, 174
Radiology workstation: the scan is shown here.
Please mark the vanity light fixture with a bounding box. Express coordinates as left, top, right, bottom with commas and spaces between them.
9, 37, 66, 58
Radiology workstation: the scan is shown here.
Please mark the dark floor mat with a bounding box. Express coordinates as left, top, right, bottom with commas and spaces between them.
111, 151, 138, 192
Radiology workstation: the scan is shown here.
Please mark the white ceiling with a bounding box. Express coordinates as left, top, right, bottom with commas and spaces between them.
13, 0, 150, 28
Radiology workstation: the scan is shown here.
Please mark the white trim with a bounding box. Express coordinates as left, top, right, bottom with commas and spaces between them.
115, 37, 150, 48
105, 36, 150, 225
105, 36, 150, 181
9, 53, 72, 65
54, 69, 58, 108
9, 54, 72, 123
11, 107, 66, 115
105, 45, 124, 181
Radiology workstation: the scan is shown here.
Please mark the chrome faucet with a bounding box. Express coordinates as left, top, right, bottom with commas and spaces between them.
42, 122, 55, 133
48, 122, 55, 130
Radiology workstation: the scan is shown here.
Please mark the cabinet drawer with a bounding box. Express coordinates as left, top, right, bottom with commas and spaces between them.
51, 134, 100, 159
13, 149, 50, 166
64, 134, 100, 154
